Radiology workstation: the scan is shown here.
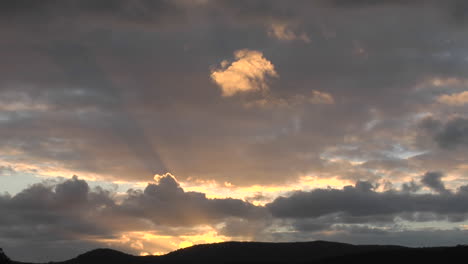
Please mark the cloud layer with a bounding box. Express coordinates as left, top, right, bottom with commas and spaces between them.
2, 174, 468, 261
3, 0, 468, 185
2, 0, 468, 261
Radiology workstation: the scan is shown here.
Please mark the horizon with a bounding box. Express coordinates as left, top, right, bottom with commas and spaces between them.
2, 0, 468, 262
2, 240, 468, 264
2, 240, 467, 263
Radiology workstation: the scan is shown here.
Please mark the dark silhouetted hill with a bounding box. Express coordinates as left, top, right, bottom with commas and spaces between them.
0, 249, 11, 264
3, 241, 468, 264
66, 248, 137, 264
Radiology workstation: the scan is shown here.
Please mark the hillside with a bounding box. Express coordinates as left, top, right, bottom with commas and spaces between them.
2, 241, 467, 264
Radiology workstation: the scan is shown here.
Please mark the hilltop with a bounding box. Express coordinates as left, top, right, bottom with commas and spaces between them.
2, 241, 468, 264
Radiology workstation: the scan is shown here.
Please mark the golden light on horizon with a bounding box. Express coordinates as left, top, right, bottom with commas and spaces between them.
93, 227, 230, 257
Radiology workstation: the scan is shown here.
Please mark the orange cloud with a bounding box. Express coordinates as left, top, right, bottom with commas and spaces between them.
180, 174, 350, 206
211, 49, 278, 96
437, 91, 468, 106
309, 90, 335, 104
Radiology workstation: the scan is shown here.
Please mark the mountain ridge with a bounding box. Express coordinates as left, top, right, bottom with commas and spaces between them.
2, 240, 468, 264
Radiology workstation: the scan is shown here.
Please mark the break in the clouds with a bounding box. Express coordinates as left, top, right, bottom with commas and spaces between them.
2, 0, 468, 261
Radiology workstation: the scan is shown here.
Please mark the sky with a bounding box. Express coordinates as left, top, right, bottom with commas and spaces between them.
2, 0, 468, 262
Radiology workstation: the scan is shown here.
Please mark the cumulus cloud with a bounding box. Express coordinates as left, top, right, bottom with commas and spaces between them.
0, 174, 265, 260
118, 173, 265, 226
437, 91, 468, 105
421, 171, 449, 194
210, 49, 278, 96
0, 175, 115, 255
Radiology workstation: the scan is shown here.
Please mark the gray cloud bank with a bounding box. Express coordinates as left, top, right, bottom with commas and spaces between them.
269, 178, 468, 223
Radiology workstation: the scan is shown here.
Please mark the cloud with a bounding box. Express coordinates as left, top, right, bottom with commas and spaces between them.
210, 49, 278, 96
268, 22, 310, 43
3, 174, 468, 261
0, 174, 265, 261
420, 171, 449, 194
267, 180, 468, 222
437, 91, 468, 106
4, 1, 468, 260
309, 90, 335, 104
434, 118, 468, 149
118, 173, 265, 226
3, 0, 468, 187
0, 0, 189, 29
401, 180, 421, 193
244, 90, 334, 108
0, 176, 115, 248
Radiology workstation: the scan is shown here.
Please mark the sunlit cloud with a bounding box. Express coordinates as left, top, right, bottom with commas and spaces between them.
180, 174, 351, 205
210, 49, 278, 96
268, 22, 310, 43
413, 77, 468, 91
309, 90, 335, 104
437, 91, 468, 106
